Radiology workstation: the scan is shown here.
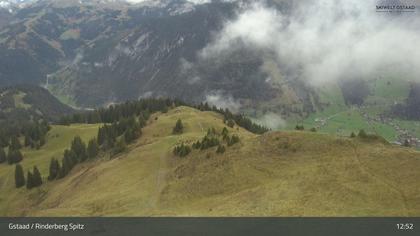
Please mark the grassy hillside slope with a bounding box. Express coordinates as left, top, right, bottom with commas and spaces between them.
1, 106, 420, 216
0, 124, 101, 215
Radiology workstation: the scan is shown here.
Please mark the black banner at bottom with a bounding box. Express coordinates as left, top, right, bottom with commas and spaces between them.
0, 217, 419, 236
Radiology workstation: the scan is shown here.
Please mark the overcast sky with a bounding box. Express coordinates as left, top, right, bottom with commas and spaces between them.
125, 0, 210, 3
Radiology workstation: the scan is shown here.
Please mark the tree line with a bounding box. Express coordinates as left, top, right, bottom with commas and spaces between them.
20, 115, 144, 189
0, 147, 23, 165
14, 99, 174, 189
59, 99, 268, 135
194, 103, 269, 134
14, 164, 43, 189
0, 135, 25, 165
58, 98, 185, 125
0, 120, 50, 149
0, 120, 50, 166
173, 124, 241, 158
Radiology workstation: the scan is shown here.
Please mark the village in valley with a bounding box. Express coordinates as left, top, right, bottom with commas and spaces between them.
311, 106, 420, 149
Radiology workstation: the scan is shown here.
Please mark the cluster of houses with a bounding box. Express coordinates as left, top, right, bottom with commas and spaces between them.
360, 110, 420, 148
314, 107, 420, 148
395, 134, 420, 147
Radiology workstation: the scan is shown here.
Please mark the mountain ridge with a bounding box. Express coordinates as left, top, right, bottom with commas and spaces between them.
0, 85, 74, 123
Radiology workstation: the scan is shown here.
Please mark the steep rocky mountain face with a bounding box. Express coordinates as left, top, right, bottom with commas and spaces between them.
51, 1, 243, 106
0, 0, 129, 86
0, 0, 319, 117
0, 9, 13, 28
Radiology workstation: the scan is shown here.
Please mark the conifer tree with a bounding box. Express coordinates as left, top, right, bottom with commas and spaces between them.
62, 153, 73, 176
226, 119, 235, 128
71, 136, 87, 162
114, 138, 127, 154
40, 135, 46, 147
87, 139, 99, 159
15, 164, 25, 188
97, 126, 106, 145
192, 141, 201, 149
48, 158, 60, 180
173, 143, 191, 157
172, 119, 184, 134
358, 129, 367, 138
0, 148, 6, 164
198, 130, 220, 150
207, 127, 217, 136
222, 127, 229, 138
7, 149, 23, 165
32, 166, 43, 187
26, 171, 33, 189
56, 162, 62, 179
295, 125, 304, 131
216, 145, 226, 154
227, 134, 240, 146
24, 135, 32, 147
124, 128, 135, 143
10, 136, 21, 150
57, 162, 66, 179
64, 149, 77, 167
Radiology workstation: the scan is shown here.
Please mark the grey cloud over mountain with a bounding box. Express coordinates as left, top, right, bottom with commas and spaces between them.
200, 0, 420, 86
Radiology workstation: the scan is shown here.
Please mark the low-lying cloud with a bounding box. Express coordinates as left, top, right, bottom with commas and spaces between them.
126, 0, 211, 4
205, 90, 241, 113
200, 0, 420, 86
254, 112, 286, 130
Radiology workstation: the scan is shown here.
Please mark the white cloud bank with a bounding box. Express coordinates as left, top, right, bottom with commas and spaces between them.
205, 90, 241, 113
125, 0, 210, 4
255, 112, 286, 129
201, 0, 420, 85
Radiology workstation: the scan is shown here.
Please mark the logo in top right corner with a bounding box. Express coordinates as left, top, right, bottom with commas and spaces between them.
376, 0, 417, 13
